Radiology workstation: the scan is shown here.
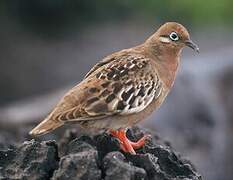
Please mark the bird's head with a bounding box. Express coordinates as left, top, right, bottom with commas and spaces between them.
146, 22, 199, 55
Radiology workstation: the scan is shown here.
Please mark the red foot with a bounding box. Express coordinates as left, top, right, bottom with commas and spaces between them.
110, 129, 149, 154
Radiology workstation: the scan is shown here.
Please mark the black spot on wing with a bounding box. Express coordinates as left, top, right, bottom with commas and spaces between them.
117, 101, 126, 111
113, 75, 120, 81
121, 91, 131, 101
107, 71, 115, 79
89, 87, 99, 93
138, 87, 145, 97
125, 80, 133, 85
129, 95, 136, 107
147, 87, 153, 95
127, 87, 135, 95
121, 86, 135, 101
87, 97, 99, 105
132, 60, 137, 64
112, 82, 123, 94
106, 94, 116, 103
142, 60, 147, 64
101, 81, 111, 88
119, 69, 128, 76
131, 65, 138, 71
96, 72, 102, 78
100, 89, 110, 97
118, 65, 125, 71
126, 62, 133, 68
100, 75, 106, 80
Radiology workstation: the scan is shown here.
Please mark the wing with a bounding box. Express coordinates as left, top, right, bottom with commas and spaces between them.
54, 54, 163, 122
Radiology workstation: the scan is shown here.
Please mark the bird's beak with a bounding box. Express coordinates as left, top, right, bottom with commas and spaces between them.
185, 40, 199, 53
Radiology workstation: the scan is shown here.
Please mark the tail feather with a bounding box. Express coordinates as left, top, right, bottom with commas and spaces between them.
29, 118, 63, 136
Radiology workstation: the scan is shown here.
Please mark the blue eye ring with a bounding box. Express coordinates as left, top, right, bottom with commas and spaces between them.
169, 32, 179, 41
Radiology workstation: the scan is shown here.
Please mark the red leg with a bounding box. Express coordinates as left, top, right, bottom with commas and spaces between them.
118, 130, 136, 154
110, 129, 149, 154
128, 135, 149, 149
109, 130, 119, 137
110, 130, 130, 153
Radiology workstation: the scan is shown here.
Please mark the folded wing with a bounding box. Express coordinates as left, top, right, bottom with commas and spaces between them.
56, 54, 163, 121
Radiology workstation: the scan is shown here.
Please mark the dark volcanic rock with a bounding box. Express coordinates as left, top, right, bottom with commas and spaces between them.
103, 152, 146, 180
52, 151, 101, 180
0, 140, 58, 180
0, 126, 202, 180
128, 147, 200, 180
52, 137, 101, 180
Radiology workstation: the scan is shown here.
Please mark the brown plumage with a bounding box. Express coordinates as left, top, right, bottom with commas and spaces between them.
29, 22, 199, 154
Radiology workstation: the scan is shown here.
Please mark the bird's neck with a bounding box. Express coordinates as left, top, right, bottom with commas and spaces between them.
142, 41, 181, 89
156, 52, 180, 89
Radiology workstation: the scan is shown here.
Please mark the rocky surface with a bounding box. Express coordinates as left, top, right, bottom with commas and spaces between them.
0, 140, 58, 180
0, 126, 202, 180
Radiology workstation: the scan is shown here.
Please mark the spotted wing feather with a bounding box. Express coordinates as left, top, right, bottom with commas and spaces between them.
56, 54, 163, 122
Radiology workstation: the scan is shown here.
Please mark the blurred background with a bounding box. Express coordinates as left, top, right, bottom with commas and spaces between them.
0, 1, 233, 180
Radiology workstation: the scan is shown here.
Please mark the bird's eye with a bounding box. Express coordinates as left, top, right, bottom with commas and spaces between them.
169, 32, 179, 41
